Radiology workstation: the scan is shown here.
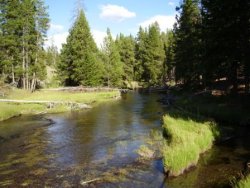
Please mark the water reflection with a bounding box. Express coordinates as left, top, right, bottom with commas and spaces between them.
0, 92, 249, 187
43, 92, 164, 170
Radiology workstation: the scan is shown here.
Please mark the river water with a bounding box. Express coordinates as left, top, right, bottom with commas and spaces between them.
0, 92, 249, 187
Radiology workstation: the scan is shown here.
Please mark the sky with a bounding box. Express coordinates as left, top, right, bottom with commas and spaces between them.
44, 0, 179, 50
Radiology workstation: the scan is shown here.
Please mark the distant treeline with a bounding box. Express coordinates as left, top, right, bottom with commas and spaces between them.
57, 10, 171, 88
1, 0, 249, 94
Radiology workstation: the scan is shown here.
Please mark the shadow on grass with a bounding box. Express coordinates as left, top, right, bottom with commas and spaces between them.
174, 92, 250, 127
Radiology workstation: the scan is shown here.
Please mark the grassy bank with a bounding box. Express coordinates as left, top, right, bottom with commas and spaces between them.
235, 175, 250, 188
162, 111, 218, 176
0, 89, 120, 121
174, 92, 250, 126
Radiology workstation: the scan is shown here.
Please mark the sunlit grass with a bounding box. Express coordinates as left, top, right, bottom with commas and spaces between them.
0, 89, 120, 121
235, 175, 250, 188
7, 89, 120, 104
0, 103, 45, 121
162, 114, 218, 176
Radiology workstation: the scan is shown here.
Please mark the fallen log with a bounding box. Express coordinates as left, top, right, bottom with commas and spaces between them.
41, 87, 120, 92
0, 99, 91, 109
80, 178, 101, 185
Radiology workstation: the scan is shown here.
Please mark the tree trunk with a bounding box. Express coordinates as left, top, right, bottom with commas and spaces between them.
25, 49, 29, 90
31, 72, 36, 92
11, 64, 15, 84
22, 28, 26, 90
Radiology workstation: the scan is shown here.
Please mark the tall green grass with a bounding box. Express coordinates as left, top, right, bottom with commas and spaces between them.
162, 114, 218, 176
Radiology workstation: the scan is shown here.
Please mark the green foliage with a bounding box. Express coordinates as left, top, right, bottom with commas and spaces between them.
144, 23, 165, 86
163, 31, 175, 83
59, 9, 103, 86
45, 44, 60, 67
201, 0, 250, 94
134, 27, 146, 82
116, 34, 136, 82
135, 24, 166, 86
0, 0, 49, 90
174, 0, 202, 88
171, 0, 250, 93
102, 28, 124, 87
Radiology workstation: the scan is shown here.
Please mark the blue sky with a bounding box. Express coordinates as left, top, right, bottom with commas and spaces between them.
44, 0, 179, 50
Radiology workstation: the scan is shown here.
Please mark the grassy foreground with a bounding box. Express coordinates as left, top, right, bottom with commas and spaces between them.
0, 89, 120, 121
162, 112, 218, 176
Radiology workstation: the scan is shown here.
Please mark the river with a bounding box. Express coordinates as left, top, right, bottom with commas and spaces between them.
0, 92, 249, 187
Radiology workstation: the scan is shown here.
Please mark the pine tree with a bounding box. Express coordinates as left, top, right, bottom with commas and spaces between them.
174, 0, 202, 88
0, 0, 49, 90
143, 22, 165, 86
135, 26, 147, 82
59, 9, 103, 86
31, 0, 50, 91
0, 0, 22, 83
102, 28, 123, 87
46, 44, 60, 67
202, 0, 250, 94
163, 30, 175, 83
116, 34, 136, 82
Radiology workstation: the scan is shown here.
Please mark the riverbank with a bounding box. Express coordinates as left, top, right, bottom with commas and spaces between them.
161, 88, 250, 182
0, 89, 120, 121
173, 90, 250, 126
162, 110, 218, 176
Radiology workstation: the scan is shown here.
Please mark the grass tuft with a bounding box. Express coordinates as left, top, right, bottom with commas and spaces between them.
162, 113, 218, 176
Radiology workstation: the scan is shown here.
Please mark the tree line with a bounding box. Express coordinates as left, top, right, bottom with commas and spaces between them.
1, 0, 249, 94
58, 9, 170, 88
172, 0, 250, 94
0, 0, 49, 91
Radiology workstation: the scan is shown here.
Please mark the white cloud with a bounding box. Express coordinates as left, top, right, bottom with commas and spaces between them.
49, 23, 64, 33
45, 32, 69, 51
92, 29, 116, 49
100, 4, 136, 22
168, 1, 175, 6
45, 23, 67, 51
45, 29, 111, 51
139, 15, 176, 31
92, 29, 106, 48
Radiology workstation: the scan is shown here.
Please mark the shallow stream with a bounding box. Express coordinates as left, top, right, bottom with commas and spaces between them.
0, 92, 249, 187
